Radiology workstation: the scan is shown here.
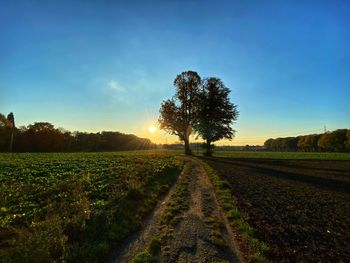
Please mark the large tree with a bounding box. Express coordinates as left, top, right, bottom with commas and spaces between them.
159, 71, 201, 155
0, 114, 9, 151
194, 78, 238, 156
0, 113, 15, 152
318, 129, 348, 152
7, 112, 15, 152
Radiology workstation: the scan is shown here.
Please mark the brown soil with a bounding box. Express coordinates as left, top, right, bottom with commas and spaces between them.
205, 157, 350, 262
112, 158, 242, 263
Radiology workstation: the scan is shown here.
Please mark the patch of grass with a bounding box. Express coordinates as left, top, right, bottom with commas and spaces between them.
213, 150, 350, 160
133, 236, 161, 263
201, 191, 229, 249
133, 161, 194, 263
159, 162, 192, 226
210, 230, 226, 248
201, 191, 214, 218
197, 158, 270, 263
133, 251, 153, 263
148, 237, 161, 256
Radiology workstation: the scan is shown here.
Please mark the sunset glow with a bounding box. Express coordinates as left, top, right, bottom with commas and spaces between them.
0, 1, 349, 146
148, 125, 156, 133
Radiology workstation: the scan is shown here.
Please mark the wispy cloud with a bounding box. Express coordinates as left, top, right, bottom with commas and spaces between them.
107, 80, 127, 104
107, 80, 125, 93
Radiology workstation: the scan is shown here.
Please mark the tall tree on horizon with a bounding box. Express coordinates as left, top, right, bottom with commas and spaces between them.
194, 78, 239, 156
159, 71, 201, 155
7, 112, 15, 152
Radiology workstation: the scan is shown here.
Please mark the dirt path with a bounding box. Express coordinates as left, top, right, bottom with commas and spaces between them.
110, 162, 183, 263
112, 158, 242, 263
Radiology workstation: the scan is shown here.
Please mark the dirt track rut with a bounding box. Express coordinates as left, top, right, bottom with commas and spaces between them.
112, 158, 241, 263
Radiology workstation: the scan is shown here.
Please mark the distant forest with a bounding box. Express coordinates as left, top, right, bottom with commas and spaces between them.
1, 112, 349, 153
0, 113, 155, 152
264, 129, 350, 152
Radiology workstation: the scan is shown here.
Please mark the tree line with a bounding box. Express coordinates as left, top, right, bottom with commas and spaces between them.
264, 129, 350, 152
0, 113, 155, 152
159, 71, 239, 155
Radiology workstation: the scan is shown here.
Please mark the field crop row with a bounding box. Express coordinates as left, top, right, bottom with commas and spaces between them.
204, 157, 350, 262
0, 152, 182, 263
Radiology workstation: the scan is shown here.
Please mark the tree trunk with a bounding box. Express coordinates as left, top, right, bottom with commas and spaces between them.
184, 136, 191, 155
9, 127, 14, 152
205, 139, 212, 156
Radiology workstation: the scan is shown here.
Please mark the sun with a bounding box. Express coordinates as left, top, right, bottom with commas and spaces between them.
148, 125, 156, 133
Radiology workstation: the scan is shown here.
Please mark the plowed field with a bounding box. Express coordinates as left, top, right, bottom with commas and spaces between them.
204, 158, 350, 262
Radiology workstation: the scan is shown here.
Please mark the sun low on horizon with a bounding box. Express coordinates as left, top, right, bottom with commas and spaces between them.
148, 125, 156, 133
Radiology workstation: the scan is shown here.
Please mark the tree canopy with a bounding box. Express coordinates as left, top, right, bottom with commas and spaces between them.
159, 71, 201, 154
195, 77, 239, 155
0, 114, 155, 152
159, 71, 238, 155
264, 129, 350, 152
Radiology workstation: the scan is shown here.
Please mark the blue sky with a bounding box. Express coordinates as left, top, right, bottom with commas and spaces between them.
1, 0, 349, 145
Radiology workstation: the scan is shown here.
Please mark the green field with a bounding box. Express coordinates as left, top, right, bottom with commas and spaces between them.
212, 150, 350, 160
0, 151, 182, 263
1, 149, 348, 262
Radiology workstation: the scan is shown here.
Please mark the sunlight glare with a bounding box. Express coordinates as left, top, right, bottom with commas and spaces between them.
148, 125, 156, 133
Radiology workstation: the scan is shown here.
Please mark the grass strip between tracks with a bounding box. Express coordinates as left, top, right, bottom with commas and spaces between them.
133, 160, 192, 263
198, 158, 270, 263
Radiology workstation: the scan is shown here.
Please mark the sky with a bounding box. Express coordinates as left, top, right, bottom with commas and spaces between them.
1, 0, 349, 145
